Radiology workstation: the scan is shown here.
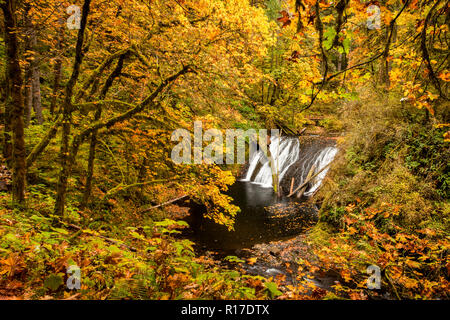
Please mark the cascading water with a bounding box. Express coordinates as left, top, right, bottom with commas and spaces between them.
187, 137, 339, 279
188, 136, 338, 250
242, 136, 300, 188
242, 136, 338, 197
304, 146, 338, 196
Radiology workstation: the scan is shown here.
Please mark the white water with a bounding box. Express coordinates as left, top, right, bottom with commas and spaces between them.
242, 136, 338, 196
242, 136, 300, 187
304, 146, 338, 196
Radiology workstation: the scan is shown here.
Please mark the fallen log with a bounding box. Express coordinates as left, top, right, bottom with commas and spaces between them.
298, 127, 307, 135
289, 177, 295, 195
296, 164, 315, 198
287, 163, 331, 198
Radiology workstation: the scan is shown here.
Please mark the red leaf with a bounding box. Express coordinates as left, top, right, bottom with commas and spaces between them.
277, 10, 292, 28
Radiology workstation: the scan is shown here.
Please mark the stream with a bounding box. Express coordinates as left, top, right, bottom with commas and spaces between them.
183, 136, 339, 289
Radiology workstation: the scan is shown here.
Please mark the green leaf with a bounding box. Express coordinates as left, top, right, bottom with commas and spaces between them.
224, 256, 245, 263
130, 231, 145, 240
323, 27, 337, 50
264, 282, 282, 298
343, 37, 351, 54
175, 220, 189, 228
44, 273, 64, 291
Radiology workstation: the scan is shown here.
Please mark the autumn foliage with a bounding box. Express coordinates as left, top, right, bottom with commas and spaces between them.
0, 0, 448, 300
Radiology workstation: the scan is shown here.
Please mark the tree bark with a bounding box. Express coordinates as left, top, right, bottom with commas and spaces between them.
259, 134, 279, 195
421, 0, 445, 99
31, 48, 43, 125
24, 5, 43, 125
1, 0, 26, 204
23, 4, 32, 127
80, 54, 126, 208
54, 0, 92, 216
50, 15, 65, 116
24, 65, 33, 127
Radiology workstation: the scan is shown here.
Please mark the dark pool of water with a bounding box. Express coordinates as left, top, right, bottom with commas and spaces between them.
184, 181, 318, 251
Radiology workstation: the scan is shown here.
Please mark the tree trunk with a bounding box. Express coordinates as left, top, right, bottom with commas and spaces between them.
24, 65, 33, 127
80, 130, 98, 208
1, 0, 26, 204
260, 134, 279, 195
24, 5, 43, 125
23, 4, 32, 127
55, 64, 190, 216
2, 98, 12, 166
50, 15, 65, 116
337, 52, 342, 72
288, 164, 331, 198
31, 56, 43, 124
80, 54, 126, 208
54, 0, 92, 216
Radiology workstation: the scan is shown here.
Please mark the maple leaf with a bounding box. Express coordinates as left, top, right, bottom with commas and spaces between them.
0, 254, 26, 278
438, 70, 450, 82
277, 10, 292, 28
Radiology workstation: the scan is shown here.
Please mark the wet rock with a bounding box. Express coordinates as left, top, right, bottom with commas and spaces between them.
269, 247, 280, 255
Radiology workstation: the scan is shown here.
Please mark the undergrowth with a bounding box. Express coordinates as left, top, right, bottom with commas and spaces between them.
308, 91, 450, 299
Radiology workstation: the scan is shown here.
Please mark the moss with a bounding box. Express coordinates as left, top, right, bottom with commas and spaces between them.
319, 206, 346, 229
376, 165, 433, 225
315, 90, 447, 230
307, 222, 333, 246
319, 116, 344, 133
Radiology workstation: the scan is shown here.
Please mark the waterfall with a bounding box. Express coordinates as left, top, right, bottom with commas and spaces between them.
303, 146, 338, 196
242, 136, 338, 196
242, 136, 300, 187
